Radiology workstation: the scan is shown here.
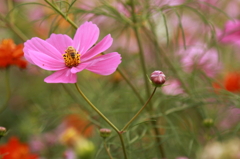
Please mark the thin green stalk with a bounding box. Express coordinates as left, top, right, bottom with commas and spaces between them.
0, 14, 28, 42
129, 1, 166, 158
146, 19, 190, 94
122, 87, 157, 131
0, 69, 11, 114
117, 69, 145, 104
129, 0, 151, 100
44, 0, 78, 29
74, 83, 119, 132
104, 139, 114, 159
117, 132, 128, 159
75, 83, 128, 159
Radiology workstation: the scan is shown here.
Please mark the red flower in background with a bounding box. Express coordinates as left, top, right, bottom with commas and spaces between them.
0, 39, 27, 69
213, 72, 240, 93
0, 137, 38, 159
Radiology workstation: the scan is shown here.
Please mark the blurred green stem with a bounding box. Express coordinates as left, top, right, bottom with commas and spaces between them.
44, 0, 78, 29
0, 69, 11, 114
122, 87, 157, 131
74, 83, 128, 159
104, 139, 114, 159
129, 0, 151, 101
129, 1, 165, 158
0, 14, 28, 42
74, 83, 119, 132
7, 0, 14, 23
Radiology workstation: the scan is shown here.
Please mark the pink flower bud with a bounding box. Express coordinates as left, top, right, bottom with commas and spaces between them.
0, 126, 6, 138
150, 71, 166, 87
99, 128, 111, 138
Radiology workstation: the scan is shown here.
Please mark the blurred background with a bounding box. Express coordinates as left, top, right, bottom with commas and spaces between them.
0, 0, 240, 158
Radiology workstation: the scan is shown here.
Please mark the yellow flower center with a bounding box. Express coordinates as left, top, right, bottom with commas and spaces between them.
63, 46, 80, 68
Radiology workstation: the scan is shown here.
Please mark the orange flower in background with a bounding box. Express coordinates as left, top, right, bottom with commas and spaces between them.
64, 114, 94, 138
0, 137, 38, 159
213, 72, 240, 93
0, 39, 27, 69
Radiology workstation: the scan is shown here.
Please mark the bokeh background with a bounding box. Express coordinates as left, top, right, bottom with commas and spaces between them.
0, 0, 240, 158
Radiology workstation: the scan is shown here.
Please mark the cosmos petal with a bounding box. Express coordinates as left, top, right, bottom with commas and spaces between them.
73, 21, 99, 55
81, 34, 113, 62
46, 34, 73, 54
85, 52, 121, 75
29, 50, 65, 71
44, 68, 77, 83
70, 62, 91, 74
24, 37, 62, 61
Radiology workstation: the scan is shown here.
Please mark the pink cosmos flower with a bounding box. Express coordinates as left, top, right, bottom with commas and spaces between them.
24, 21, 121, 83
218, 20, 240, 46
161, 79, 184, 95
178, 44, 221, 77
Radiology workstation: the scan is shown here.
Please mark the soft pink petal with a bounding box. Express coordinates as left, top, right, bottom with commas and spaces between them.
73, 21, 99, 55
30, 50, 65, 71
24, 37, 62, 60
44, 68, 77, 83
70, 62, 91, 74
46, 34, 73, 54
24, 47, 34, 64
81, 34, 113, 62
85, 52, 121, 75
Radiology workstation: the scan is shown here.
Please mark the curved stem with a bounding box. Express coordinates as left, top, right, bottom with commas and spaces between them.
122, 87, 157, 131
75, 83, 128, 159
74, 83, 119, 132
0, 69, 11, 114
44, 0, 78, 29
0, 14, 28, 42
103, 139, 114, 159
116, 67, 145, 105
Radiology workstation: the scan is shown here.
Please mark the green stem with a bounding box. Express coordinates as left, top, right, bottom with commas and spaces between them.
117, 64, 145, 104
74, 83, 119, 132
122, 87, 157, 131
0, 69, 11, 114
117, 132, 128, 159
0, 14, 28, 42
44, 0, 78, 29
104, 139, 114, 159
130, 0, 151, 100
75, 83, 128, 159
129, 2, 166, 157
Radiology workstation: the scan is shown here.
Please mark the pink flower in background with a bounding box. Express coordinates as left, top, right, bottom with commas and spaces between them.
218, 20, 240, 46
153, 0, 185, 7
24, 21, 121, 83
162, 79, 184, 95
219, 106, 240, 130
178, 45, 221, 77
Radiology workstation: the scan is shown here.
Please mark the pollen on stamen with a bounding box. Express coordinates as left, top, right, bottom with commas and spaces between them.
63, 46, 80, 68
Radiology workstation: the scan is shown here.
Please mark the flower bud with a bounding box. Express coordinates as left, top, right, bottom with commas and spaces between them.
99, 128, 111, 138
0, 127, 7, 138
203, 118, 214, 128
150, 70, 166, 87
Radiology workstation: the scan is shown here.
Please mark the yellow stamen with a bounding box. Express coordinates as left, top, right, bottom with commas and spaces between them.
63, 46, 80, 68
